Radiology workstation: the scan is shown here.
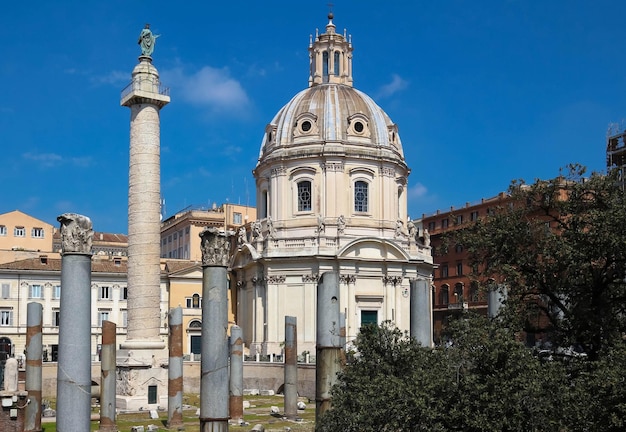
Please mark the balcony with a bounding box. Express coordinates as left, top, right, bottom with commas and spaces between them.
448, 301, 468, 311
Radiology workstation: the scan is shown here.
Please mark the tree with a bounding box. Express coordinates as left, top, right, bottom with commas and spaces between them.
316, 318, 569, 432
316, 322, 450, 432
458, 165, 626, 360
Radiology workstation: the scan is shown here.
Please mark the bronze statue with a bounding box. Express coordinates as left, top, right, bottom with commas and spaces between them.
138, 24, 160, 56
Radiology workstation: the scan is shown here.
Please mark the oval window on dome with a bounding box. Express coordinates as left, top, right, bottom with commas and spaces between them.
301, 120, 312, 132
354, 121, 364, 133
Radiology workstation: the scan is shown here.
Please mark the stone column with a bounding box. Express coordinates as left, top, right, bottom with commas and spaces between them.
56, 213, 93, 432
199, 228, 233, 432
168, 307, 184, 430
284, 316, 298, 419
229, 325, 244, 421
410, 278, 433, 347
488, 284, 507, 319
316, 271, 342, 422
100, 320, 117, 432
117, 44, 170, 411
25, 302, 42, 432
120, 54, 169, 351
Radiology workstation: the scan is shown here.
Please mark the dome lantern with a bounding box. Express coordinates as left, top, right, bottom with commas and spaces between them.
309, 14, 353, 87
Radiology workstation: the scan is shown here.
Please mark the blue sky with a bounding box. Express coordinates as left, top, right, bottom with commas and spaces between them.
1, 1, 624, 234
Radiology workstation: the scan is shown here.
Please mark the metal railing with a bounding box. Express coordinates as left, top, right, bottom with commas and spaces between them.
120, 78, 170, 99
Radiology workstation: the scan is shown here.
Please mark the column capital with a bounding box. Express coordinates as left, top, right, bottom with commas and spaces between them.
57, 213, 93, 255
199, 227, 235, 267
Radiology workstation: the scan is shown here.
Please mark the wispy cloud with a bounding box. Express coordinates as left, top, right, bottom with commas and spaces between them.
377, 74, 409, 99
221, 145, 242, 157
408, 182, 428, 199
22, 152, 93, 168
22, 152, 63, 167
70, 156, 93, 168
20, 196, 40, 210
91, 70, 128, 86
162, 65, 250, 114
54, 200, 76, 212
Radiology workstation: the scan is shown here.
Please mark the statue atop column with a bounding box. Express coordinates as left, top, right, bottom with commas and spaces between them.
138, 24, 160, 57
57, 213, 93, 254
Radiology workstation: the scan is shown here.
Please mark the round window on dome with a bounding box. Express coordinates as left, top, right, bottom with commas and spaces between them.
301, 120, 312, 132
354, 121, 364, 133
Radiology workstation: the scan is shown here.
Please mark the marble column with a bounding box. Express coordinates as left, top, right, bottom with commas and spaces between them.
25, 302, 42, 432
316, 271, 342, 422
168, 307, 184, 430
120, 53, 169, 351
199, 227, 233, 432
410, 278, 433, 347
56, 213, 93, 432
117, 41, 170, 411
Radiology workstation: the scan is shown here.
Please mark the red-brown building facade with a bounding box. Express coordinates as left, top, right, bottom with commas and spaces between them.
421, 192, 512, 343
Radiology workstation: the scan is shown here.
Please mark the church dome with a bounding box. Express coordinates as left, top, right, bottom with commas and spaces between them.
258, 84, 404, 161
253, 14, 410, 233
257, 13, 404, 166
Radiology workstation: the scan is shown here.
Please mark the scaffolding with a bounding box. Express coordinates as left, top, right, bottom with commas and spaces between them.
607, 122, 626, 190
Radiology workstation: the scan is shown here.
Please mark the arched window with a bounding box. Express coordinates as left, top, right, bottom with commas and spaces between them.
333, 51, 340, 75
192, 293, 200, 308
470, 281, 480, 302
440, 284, 449, 305
354, 181, 369, 213
188, 320, 202, 329
454, 283, 464, 303
322, 51, 329, 82
297, 180, 312, 212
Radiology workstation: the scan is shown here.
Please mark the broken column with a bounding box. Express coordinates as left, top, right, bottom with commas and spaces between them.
229, 325, 244, 422
25, 302, 43, 432
199, 227, 233, 432
100, 320, 117, 432
316, 271, 342, 422
56, 213, 94, 432
488, 284, 507, 318
168, 306, 184, 430
284, 316, 298, 419
410, 278, 433, 347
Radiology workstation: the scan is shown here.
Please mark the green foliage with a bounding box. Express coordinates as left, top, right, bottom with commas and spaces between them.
317, 318, 579, 432
317, 165, 626, 431
316, 322, 448, 432
458, 164, 626, 360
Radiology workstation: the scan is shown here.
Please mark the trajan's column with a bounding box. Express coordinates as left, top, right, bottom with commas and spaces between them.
117, 24, 170, 410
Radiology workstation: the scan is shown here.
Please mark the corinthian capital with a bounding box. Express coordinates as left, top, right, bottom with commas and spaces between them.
57, 213, 93, 254
199, 227, 234, 267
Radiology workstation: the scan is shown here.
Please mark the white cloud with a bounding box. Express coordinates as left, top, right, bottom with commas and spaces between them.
54, 200, 76, 212
162, 65, 250, 113
22, 152, 63, 167
377, 74, 409, 99
221, 145, 242, 157
22, 152, 93, 168
70, 156, 93, 168
408, 182, 428, 199
91, 70, 128, 86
